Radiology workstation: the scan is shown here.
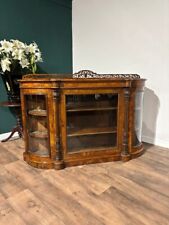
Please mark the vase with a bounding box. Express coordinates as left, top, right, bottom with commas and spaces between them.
0, 71, 21, 102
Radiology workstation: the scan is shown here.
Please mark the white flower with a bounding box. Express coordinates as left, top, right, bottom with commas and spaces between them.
12, 48, 24, 61
1, 58, 11, 72
35, 51, 43, 62
20, 58, 29, 68
0, 46, 4, 52
0, 39, 42, 74
11, 39, 25, 49
25, 42, 38, 54
0, 40, 13, 53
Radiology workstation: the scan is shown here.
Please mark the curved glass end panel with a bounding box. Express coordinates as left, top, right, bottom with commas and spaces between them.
133, 91, 144, 146
25, 95, 50, 157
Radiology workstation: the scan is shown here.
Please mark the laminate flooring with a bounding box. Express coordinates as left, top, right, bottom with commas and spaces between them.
0, 139, 169, 225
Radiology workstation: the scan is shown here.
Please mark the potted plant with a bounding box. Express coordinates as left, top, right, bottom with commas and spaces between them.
0, 39, 42, 102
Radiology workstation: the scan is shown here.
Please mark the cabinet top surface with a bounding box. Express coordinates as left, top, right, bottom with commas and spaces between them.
20, 70, 146, 82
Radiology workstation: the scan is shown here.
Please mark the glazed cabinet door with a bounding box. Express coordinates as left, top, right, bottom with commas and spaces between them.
25, 94, 50, 156
60, 89, 124, 162
21, 89, 57, 166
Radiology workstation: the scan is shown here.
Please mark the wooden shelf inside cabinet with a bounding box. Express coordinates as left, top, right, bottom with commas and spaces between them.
67, 127, 117, 137
30, 149, 49, 157
29, 131, 48, 139
67, 106, 117, 112
28, 109, 47, 116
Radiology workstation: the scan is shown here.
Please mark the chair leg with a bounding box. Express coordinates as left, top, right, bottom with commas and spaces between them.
1, 126, 23, 142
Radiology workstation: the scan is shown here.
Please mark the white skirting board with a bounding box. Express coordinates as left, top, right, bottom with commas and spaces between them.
142, 136, 169, 149
0, 132, 19, 141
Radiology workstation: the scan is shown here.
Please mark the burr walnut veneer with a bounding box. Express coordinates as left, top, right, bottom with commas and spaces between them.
19, 71, 146, 169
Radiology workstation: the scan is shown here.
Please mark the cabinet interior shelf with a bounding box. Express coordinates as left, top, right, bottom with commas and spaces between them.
29, 130, 48, 138
29, 149, 49, 157
28, 109, 47, 116
67, 106, 117, 112
67, 127, 117, 137
68, 146, 117, 154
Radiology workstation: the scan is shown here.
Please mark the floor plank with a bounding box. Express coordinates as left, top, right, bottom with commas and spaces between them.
0, 200, 27, 225
41, 170, 126, 225
0, 140, 169, 225
5, 161, 105, 225
8, 189, 65, 225
0, 145, 18, 165
0, 165, 26, 198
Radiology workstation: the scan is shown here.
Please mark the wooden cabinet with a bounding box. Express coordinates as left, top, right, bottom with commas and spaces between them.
20, 70, 146, 169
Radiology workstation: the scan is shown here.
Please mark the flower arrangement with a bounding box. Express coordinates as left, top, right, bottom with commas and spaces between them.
0, 39, 42, 74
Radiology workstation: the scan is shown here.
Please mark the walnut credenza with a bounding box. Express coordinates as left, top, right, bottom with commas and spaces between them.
20, 70, 146, 169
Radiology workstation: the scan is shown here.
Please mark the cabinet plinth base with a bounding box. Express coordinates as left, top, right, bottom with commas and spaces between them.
23, 152, 64, 170
64, 154, 121, 168
121, 153, 131, 162
23, 147, 145, 169
131, 146, 145, 159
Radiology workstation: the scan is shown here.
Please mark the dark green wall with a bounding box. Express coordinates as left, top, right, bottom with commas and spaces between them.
0, 0, 72, 134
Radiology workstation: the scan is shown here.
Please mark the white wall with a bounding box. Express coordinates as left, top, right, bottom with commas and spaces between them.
72, 0, 169, 148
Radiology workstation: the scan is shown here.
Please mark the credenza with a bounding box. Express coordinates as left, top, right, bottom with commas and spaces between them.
19, 70, 146, 169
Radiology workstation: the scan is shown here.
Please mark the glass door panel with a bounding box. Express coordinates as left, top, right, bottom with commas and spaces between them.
25, 95, 50, 157
133, 92, 144, 146
66, 94, 118, 153
67, 133, 117, 153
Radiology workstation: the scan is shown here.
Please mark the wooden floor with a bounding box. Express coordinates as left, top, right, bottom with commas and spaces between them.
0, 140, 169, 225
